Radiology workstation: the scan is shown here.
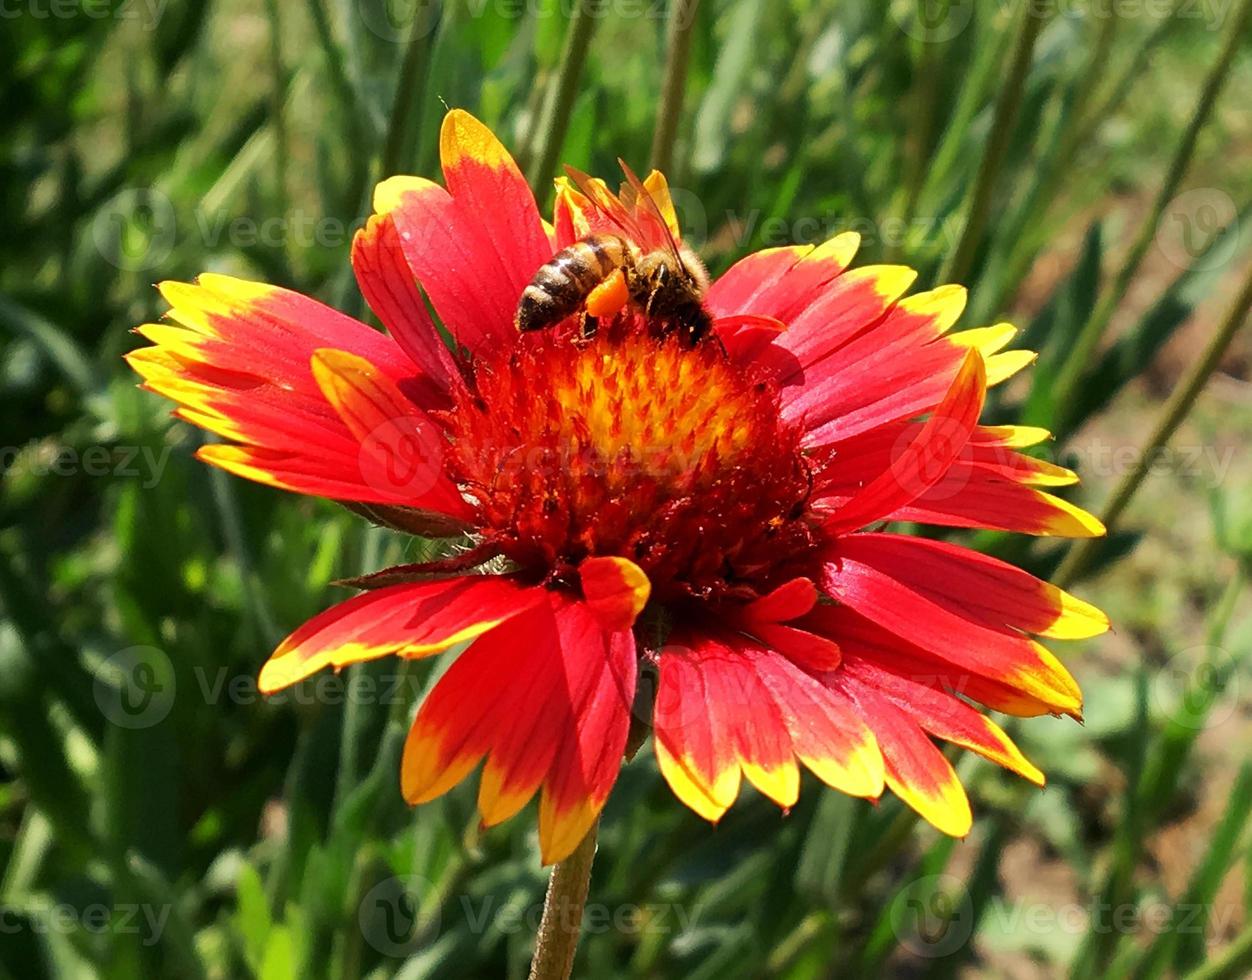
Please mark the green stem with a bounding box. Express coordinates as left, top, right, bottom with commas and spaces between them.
1049, 0, 1252, 435
264, 0, 291, 274
892, 2, 948, 254
838, 803, 920, 902
1180, 922, 1252, 980
975, 7, 1120, 305
528, 0, 602, 202
1054, 260, 1252, 589
649, 0, 700, 176
939, 3, 1048, 284
528, 820, 599, 980
380, 2, 438, 179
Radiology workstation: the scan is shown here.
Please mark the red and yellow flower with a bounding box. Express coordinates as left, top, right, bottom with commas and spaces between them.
127, 110, 1108, 863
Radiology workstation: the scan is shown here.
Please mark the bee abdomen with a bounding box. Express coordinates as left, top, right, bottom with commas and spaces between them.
516, 235, 629, 332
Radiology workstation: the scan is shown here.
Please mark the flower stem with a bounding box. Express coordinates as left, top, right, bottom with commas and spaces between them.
528, 820, 599, 980
1054, 259, 1252, 589
939, 3, 1048, 285
380, 2, 438, 179
1049, 0, 1252, 436
649, 0, 700, 176
1181, 919, 1252, 980
528, 0, 602, 202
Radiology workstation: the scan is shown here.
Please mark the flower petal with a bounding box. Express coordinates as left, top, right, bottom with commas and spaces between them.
651, 647, 741, 821
838, 656, 1044, 786
822, 349, 985, 534
705, 233, 861, 322
378, 112, 552, 354
351, 212, 461, 395
804, 604, 1062, 718
770, 265, 918, 387
310, 348, 472, 518
653, 631, 882, 821
741, 577, 819, 623
891, 475, 1106, 537
439, 109, 551, 298
578, 556, 651, 631
831, 676, 972, 837
538, 610, 638, 863
821, 538, 1084, 717
376, 176, 517, 351
401, 595, 636, 865
129, 277, 466, 511
829, 534, 1108, 640
258, 575, 540, 693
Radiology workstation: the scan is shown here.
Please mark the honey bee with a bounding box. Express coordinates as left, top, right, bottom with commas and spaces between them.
514, 162, 713, 344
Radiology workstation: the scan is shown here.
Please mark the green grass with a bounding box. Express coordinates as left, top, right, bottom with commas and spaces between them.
2, 1, 1252, 977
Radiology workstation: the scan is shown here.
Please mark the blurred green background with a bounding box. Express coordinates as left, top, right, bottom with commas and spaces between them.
2, 0, 1252, 977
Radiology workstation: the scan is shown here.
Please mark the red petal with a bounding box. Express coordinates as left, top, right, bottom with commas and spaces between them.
705, 234, 860, 322
652, 647, 742, 821
653, 631, 882, 821
787, 334, 966, 445
822, 349, 985, 534
377, 177, 516, 352
831, 675, 972, 837
804, 604, 1061, 718
310, 348, 471, 517
539, 606, 637, 862
840, 656, 1043, 785
890, 474, 1106, 538
258, 575, 541, 693
351, 212, 461, 395
826, 534, 1107, 640
128, 277, 463, 509
438, 110, 551, 306
578, 556, 651, 631
741, 577, 819, 623
820, 538, 1083, 717
401, 595, 636, 865
714, 314, 788, 365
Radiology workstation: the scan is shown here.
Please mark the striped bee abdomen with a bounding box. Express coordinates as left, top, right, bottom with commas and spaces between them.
515, 234, 630, 333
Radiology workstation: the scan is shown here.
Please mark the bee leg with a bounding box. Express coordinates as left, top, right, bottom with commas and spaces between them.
585, 268, 630, 319
578, 313, 599, 340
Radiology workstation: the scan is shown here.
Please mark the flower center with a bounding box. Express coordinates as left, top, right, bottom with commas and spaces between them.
448, 318, 820, 601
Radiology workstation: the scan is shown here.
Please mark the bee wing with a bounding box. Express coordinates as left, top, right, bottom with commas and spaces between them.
563, 165, 646, 243
616, 158, 687, 269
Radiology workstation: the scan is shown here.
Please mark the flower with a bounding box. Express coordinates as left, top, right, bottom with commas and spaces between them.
126, 109, 1109, 864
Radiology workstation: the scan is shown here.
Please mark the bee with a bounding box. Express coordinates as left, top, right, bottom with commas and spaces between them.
514, 162, 713, 344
